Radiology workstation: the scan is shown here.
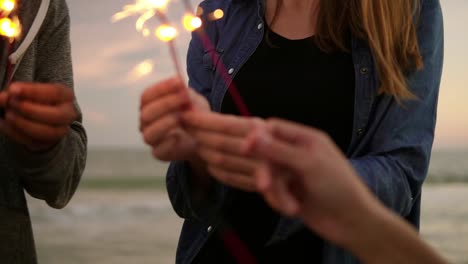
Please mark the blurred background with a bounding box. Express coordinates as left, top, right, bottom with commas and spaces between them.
28, 0, 468, 263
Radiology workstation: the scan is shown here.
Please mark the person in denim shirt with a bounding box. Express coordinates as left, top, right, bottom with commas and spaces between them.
140, 0, 443, 263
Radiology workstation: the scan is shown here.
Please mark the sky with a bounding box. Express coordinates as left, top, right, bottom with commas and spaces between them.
66, 0, 468, 150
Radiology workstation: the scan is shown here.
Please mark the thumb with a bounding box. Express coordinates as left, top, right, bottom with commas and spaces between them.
245, 126, 308, 174
266, 118, 317, 146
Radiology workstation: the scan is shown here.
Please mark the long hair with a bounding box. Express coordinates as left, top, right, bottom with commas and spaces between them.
273, 0, 423, 101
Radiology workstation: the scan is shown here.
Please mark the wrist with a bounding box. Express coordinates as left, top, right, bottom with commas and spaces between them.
340, 201, 389, 263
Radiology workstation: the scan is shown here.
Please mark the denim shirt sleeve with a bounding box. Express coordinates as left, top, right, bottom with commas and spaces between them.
350, 0, 444, 217
166, 0, 225, 222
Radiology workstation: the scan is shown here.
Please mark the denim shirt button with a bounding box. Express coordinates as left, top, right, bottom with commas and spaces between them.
228, 68, 235, 75
257, 23, 263, 30
207, 226, 213, 233
360, 67, 369, 74
357, 128, 365, 136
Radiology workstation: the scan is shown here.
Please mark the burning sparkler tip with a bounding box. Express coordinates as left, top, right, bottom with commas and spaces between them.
155, 24, 178, 42
0, 0, 15, 13
0, 17, 21, 39
183, 14, 202, 32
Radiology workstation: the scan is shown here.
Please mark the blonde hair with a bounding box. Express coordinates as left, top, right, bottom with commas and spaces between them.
275, 0, 423, 101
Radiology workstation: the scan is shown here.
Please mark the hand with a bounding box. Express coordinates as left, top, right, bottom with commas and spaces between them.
139, 77, 210, 161
181, 111, 264, 192
245, 118, 379, 247
247, 119, 448, 264
0, 82, 77, 152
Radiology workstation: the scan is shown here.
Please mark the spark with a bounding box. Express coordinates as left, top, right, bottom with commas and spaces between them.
155, 24, 177, 42
112, 0, 170, 37
182, 13, 202, 32
0, 0, 15, 13
129, 60, 154, 80
0, 16, 20, 39
209, 9, 224, 21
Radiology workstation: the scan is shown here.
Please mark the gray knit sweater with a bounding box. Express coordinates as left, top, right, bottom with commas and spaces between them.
0, 1, 87, 263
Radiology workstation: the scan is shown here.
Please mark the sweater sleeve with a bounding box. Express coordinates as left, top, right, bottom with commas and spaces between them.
6, 0, 87, 209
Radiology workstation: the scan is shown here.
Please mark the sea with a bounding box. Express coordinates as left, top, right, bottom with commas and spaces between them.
27, 148, 468, 264
83, 147, 468, 182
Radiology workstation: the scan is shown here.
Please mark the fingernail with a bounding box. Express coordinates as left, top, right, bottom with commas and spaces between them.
9, 84, 21, 95
257, 175, 269, 191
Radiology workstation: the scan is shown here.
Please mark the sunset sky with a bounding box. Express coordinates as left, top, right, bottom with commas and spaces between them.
66, 0, 468, 150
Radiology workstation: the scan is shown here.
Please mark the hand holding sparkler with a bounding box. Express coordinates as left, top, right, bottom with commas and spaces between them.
0, 83, 78, 152
139, 77, 210, 161
0, 1, 78, 151
117, 2, 258, 262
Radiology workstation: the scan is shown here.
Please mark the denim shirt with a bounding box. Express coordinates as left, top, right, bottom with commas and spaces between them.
166, 0, 444, 263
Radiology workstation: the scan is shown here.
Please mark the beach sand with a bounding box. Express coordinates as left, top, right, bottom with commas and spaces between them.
28, 184, 468, 263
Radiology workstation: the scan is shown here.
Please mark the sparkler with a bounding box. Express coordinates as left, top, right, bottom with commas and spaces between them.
113, 1, 256, 263
0, 0, 21, 88
0, 0, 20, 119
112, 0, 249, 116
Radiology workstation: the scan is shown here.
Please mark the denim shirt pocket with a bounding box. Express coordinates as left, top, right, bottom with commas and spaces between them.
202, 48, 223, 72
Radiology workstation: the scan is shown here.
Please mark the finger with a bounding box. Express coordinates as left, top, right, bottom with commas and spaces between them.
0, 92, 8, 108
140, 77, 186, 108
152, 135, 178, 161
207, 165, 257, 192
243, 124, 269, 154
249, 129, 307, 172
255, 163, 273, 192
192, 129, 246, 155
4, 111, 69, 142
197, 147, 257, 175
9, 99, 77, 126
182, 111, 261, 137
267, 118, 319, 145
9, 82, 74, 104
0, 120, 52, 150
140, 90, 190, 128
263, 169, 300, 216
141, 114, 180, 146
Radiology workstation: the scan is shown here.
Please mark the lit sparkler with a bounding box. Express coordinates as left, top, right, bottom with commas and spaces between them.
0, 0, 20, 119
0, 0, 21, 40
1, 0, 21, 90
112, 0, 249, 115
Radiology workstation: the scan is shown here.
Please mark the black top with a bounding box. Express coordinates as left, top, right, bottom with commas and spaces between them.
194, 27, 355, 263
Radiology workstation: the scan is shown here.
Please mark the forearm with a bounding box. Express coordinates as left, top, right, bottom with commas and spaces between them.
347, 205, 446, 264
